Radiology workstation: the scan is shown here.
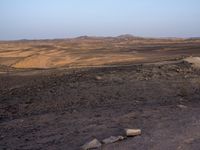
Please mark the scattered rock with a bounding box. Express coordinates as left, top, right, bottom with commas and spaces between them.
177, 104, 187, 109
184, 57, 200, 68
176, 69, 181, 72
125, 129, 141, 137
81, 138, 102, 150
184, 138, 195, 144
82, 128, 142, 148
95, 76, 103, 80
102, 136, 125, 144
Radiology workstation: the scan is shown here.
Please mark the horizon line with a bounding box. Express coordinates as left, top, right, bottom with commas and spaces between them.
0, 34, 200, 42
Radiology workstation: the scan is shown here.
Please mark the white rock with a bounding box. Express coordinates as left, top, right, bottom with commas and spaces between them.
102, 136, 125, 144
95, 76, 103, 80
184, 57, 200, 68
125, 129, 141, 137
81, 138, 102, 150
177, 104, 187, 109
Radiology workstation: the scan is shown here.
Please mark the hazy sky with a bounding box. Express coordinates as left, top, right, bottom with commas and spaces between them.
0, 0, 200, 40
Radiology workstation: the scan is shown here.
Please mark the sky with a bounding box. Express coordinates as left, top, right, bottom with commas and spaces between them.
0, 0, 200, 40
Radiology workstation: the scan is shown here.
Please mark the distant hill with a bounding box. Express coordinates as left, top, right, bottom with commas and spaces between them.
117, 34, 142, 39
187, 37, 200, 40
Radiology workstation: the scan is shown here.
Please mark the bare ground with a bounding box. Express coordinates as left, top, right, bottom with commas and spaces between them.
1, 38, 200, 150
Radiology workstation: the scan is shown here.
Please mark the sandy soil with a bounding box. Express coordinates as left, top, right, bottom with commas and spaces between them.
1, 37, 200, 150
0, 37, 200, 69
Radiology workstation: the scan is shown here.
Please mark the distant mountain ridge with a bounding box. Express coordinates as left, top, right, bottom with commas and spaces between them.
1, 35, 200, 42
74, 34, 144, 40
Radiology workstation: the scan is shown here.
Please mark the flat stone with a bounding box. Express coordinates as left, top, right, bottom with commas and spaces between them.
81, 138, 102, 150
184, 57, 200, 68
177, 104, 187, 109
95, 76, 103, 80
125, 129, 141, 137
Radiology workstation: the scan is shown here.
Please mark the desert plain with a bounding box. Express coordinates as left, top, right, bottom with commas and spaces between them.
1, 36, 200, 150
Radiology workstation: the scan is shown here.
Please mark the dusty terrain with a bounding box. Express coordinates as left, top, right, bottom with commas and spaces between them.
1, 36, 200, 70
1, 36, 200, 150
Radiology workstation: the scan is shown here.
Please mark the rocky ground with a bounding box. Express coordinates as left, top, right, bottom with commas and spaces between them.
1, 57, 200, 150
1, 37, 200, 150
